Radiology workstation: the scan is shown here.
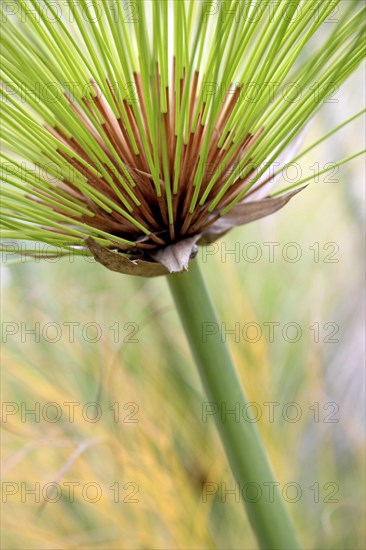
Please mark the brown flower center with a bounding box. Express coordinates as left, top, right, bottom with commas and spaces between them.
45, 66, 262, 254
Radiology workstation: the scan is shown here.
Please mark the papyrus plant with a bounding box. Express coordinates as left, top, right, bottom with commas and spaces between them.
1, 1, 365, 548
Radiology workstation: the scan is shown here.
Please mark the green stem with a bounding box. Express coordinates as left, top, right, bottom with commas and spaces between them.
168, 259, 302, 550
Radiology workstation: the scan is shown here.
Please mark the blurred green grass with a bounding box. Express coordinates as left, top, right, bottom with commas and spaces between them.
1, 75, 365, 549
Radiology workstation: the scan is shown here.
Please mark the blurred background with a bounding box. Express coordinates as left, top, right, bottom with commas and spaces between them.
1, 57, 365, 550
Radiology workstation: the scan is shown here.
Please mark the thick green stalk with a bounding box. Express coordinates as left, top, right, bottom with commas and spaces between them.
168, 259, 301, 550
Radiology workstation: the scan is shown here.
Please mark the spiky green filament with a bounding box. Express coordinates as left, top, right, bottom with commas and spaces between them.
0, 0, 365, 258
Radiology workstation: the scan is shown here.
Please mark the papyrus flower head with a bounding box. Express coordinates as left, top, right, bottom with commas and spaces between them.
1, 1, 365, 275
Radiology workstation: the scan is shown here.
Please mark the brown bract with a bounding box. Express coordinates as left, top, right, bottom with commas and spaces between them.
84, 187, 304, 276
